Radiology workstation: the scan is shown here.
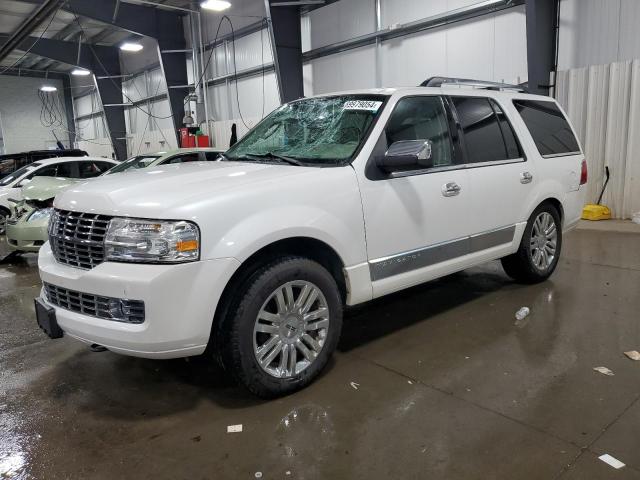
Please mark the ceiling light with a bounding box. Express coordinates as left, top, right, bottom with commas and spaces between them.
71, 68, 90, 76
40, 85, 57, 92
120, 42, 143, 52
200, 0, 231, 11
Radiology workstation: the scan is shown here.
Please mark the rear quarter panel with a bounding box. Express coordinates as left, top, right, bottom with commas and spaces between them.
501, 96, 586, 230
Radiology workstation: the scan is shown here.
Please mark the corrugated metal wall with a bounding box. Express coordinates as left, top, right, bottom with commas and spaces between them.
556, 60, 640, 219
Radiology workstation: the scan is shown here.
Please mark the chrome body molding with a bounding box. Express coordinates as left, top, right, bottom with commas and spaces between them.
368, 225, 516, 281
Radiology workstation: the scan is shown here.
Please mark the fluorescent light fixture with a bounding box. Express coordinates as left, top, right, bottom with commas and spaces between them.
71, 68, 90, 76
200, 0, 231, 11
120, 42, 143, 52
40, 85, 57, 92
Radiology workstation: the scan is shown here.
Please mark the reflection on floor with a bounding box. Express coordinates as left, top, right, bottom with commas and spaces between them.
1, 228, 639, 479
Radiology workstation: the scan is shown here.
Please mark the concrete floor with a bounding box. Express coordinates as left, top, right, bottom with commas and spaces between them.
1, 227, 639, 480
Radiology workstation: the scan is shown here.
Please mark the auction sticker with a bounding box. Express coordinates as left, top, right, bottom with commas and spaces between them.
343, 100, 383, 112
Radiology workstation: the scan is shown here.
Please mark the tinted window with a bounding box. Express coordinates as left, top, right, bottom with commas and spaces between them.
78, 161, 112, 178
452, 97, 510, 163
204, 151, 221, 161
386, 96, 453, 167
31, 162, 74, 178
513, 100, 580, 156
164, 153, 200, 164
490, 100, 521, 159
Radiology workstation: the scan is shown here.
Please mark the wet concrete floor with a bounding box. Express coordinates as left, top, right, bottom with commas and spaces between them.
1, 227, 639, 479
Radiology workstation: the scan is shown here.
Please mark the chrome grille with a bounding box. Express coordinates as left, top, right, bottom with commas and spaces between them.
49, 209, 112, 269
43, 282, 145, 324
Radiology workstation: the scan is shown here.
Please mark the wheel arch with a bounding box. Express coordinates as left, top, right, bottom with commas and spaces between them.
207, 236, 348, 360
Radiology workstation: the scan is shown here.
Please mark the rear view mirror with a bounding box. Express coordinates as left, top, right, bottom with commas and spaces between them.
377, 140, 433, 173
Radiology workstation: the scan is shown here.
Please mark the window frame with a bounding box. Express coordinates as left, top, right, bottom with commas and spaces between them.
448, 95, 526, 169
365, 94, 463, 180
511, 98, 581, 158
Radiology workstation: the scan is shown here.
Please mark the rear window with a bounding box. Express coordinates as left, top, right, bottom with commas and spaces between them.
513, 100, 580, 156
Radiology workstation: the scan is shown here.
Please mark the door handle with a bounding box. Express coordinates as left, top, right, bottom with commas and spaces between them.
520, 171, 533, 184
442, 182, 461, 197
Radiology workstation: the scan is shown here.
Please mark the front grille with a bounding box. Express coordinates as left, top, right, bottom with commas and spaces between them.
49, 209, 112, 270
44, 282, 145, 324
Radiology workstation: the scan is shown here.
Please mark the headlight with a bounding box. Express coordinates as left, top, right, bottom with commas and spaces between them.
105, 218, 200, 263
27, 207, 53, 223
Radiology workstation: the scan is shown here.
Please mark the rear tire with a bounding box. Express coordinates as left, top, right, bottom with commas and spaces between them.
221, 256, 343, 398
501, 203, 562, 284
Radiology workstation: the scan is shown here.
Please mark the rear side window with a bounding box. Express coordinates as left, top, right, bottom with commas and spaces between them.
204, 151, 221, 161
512, 100, 580, 156
452, 97, 520, 163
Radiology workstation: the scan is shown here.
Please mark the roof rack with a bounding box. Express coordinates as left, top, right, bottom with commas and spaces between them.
420, 76, 528, 93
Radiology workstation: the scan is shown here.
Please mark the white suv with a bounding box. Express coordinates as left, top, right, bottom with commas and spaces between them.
36, 79, 587, 397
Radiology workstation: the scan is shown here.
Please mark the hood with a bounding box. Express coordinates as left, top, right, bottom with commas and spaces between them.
54, 161, 320, 218
22, 177, 79, 201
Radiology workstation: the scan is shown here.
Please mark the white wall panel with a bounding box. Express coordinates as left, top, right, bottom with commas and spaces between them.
148, 68, 167, 95
304, 0, 374, 50
306, 45, 377, 95
622, 60, 640, 218
230, 72, 280, 121
232, 29, 273, 71
304, 5, 528, 94
445, 15, 495, 81
583, 64, 609, 204
76, 138, 113, 158
558, 0, 622, 70
619, 0, 640, 62
379, 29, 447, 87
492, 6, 528, 84
602, 61, 632, 218
381, 0, 447, 28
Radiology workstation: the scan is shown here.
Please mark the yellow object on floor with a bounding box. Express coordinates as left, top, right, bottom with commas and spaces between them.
582, 204, 612, 221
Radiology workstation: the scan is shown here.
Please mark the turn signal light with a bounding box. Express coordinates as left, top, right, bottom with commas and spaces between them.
580, 160, 588, 185
176, 240, 199, 252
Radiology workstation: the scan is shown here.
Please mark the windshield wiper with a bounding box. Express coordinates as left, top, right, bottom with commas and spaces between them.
242, 152, 304, 166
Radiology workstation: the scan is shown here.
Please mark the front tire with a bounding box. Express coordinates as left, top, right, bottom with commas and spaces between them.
221, 256, 343, 398
501, 203, 562, 284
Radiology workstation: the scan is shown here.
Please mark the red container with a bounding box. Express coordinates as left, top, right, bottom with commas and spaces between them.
196, 135, 209, 147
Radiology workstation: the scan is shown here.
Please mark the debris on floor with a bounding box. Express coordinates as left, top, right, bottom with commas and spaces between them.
623, 350, 640, 361
254, 472, 263, 478
593, 366, 615, 376
350, 382, 359, 390
598, 454, 625, 469
514, 306, 530, 321
227, 424, 243, 433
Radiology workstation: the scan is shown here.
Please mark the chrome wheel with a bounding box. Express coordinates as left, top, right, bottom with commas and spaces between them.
253, 280, 330, 378
530, 212, 557, 271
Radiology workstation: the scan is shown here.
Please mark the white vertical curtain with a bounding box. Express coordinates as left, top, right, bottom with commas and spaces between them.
556, 59, 640, 219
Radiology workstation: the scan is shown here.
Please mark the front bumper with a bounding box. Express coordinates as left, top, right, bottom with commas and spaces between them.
6, 215, 48, 252
37, 242, 240, 359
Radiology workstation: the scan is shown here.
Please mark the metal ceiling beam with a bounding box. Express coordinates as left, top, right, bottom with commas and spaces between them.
0, 0, 66, 64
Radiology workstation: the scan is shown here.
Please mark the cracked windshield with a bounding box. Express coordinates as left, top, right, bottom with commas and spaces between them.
224, 95, 386, 166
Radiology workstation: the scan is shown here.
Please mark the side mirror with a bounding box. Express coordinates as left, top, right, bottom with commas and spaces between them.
14, 178, 30, 188
377, 140, 433, 173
